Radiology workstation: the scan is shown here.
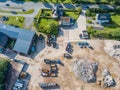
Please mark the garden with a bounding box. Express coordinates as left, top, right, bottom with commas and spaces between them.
87, 14, 120, 40
34, 9, 58, 35
4, 16, 25, 28
34, 7, 81, 35
64, 7, 82, 21
0, 58, 10, 90
86, 5, 120, 40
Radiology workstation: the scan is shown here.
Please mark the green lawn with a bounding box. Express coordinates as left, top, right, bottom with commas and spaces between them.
87, 14, 120, 40
34, 9, 59, 35
41, 9, 52, 17
64, 11, 80, 20
0, 9, 34, 14
37, 18, 58, 35
104, 15, 120, 30
5, 16, 25, 28
39, 18, 58, 27
17, 9, 34, 14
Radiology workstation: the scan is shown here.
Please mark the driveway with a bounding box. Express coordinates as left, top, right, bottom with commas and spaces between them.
60, 10, 87, 42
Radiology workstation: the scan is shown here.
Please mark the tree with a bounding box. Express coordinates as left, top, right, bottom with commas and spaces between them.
77, 7, 82, 14
116, 6, 120, 13
0, 59, 10, 90
95, 0, 101, 3
49, 23, 58, 35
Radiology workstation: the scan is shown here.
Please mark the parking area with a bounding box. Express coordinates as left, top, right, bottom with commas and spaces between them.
60, 10, 87, 42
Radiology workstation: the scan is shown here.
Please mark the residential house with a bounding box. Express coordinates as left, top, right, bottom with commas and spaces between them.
96, 13, 111, 24
60, 17, 74, 26
52, 5, 64, 18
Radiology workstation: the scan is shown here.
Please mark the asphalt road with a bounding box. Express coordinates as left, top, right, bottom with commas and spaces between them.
0, 1, 77, 17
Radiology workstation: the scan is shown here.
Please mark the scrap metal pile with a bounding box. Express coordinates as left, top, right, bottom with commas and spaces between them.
102, 68, 115, 88
73, 58, 98, 83
104, 41, 120, 60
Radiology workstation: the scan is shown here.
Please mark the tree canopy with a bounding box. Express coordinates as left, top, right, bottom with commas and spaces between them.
0, 59, 10, 90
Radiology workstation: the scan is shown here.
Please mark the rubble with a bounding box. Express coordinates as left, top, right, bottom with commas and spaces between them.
73, 58, 98, 83
102, 68, 115, 88
104, 40, 120, 61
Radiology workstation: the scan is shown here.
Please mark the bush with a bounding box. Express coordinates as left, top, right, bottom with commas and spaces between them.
86, 10, 91, 16
87, 20, 92, 24
42, 12, 51, 17
77, 7, 82, 14
0, 59, 10, 90
116, 6, 120, 13
92, 17, 96, 20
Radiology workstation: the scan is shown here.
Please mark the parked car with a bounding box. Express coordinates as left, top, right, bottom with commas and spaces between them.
53, 42, 57, 48
1, 16, 9, 21
22, 9, 26, 11
66, 42, 71, 51
39, 82, 58, 88
11, 11, 17, 14
78, 42, 83, 48
44, 59, 51, 64
64, 53, 73, 59
79, 31, 89, 39
5, 4, 10, 6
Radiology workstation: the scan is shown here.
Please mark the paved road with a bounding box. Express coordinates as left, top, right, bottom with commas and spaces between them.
0, 1, 77, 17
0, 1, 78, 28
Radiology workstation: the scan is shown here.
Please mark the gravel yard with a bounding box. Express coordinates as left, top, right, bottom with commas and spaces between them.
12, 40, 120, 90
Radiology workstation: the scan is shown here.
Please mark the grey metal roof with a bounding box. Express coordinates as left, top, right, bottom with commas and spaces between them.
0, 32, 9, 47
0, 24, 35, 54
97, 13, 111, 20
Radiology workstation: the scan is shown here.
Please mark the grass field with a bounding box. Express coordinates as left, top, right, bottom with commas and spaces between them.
87, 14, 120, 40
5, 16, 25, 28
41, 10, 52, 17
38, 18, 58, 29
18, 9, 34, 14
0, 9, 34, 14
64, 11, 80, 20
104, 15, 120, 30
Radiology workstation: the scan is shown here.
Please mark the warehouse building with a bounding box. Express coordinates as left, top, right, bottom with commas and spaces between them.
0, 24, 36, 55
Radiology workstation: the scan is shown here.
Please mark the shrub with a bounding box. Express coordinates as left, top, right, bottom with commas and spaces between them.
87, 20, 92, 24
77, 7, 82, 14
86, 10, 91, 16
0, 59, 10, 90
116, 6, 120, 13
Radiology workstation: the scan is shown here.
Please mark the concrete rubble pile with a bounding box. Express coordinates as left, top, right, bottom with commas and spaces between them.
73, 58, 98, 83
102, 68, 115, 88
104, 41, 120, 60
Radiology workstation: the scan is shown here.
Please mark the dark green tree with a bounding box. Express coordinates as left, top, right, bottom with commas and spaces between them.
0, 59, 10, 90
49, 23, 58, 35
